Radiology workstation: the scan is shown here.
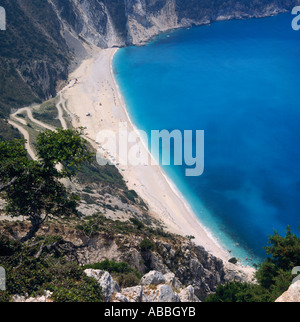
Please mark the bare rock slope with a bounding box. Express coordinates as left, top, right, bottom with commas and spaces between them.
275, 280, 300, 302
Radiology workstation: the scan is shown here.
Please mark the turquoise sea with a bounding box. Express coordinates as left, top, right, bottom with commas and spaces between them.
113, 13, 300, 265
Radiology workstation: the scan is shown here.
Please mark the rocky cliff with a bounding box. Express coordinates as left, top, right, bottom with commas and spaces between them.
49, 0, 300, 48
1, 0, 299, 119
85, 269, 202, 302
11, 270, 202, 302
0, 216, 255, 300
2, 1, 293, 301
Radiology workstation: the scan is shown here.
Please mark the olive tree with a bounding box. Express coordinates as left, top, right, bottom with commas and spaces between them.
0, 128, 93, 241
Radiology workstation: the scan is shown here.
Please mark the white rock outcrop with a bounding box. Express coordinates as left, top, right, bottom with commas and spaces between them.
143, 284, 181, 302
164, 272, 182, 289
140, 270, 166, 286
178, 285, 200, 302
85, 269, 201, 302
84, 269, 120, 302
12, 290, 53, 303
275, 280, 300, 302
120, 286, 144, 302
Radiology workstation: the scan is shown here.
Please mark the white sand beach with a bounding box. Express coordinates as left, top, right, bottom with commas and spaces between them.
62, 47, 232, 263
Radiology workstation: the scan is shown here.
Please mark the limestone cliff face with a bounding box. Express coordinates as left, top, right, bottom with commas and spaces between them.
55, 225, 254, 300
49, 0, 300, 48
1, 0, 299, 114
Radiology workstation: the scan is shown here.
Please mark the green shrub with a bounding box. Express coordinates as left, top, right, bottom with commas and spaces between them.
83, 260, 141, 289
228, 257, 238, 265
140, 238, 156, 251
0, 235, 103, 302
115, 272, 140, 288
130, 218, 145, 230
205, 282, 261, 303
48, 274, 103, 302
124, 190, 138, 203
205, 227, 300, 302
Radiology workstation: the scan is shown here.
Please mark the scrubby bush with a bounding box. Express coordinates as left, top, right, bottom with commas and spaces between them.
205, 227, 300, 302
124, 190, 138, 203
130, 218, 145, 230
0, 235, 104, 302
115, 272, 141, 288
229, 257, 238, 265
140, 238, 156, 251
83, 259, 141, 288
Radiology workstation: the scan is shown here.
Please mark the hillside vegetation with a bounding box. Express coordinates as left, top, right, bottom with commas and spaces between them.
0, 0, 297, 141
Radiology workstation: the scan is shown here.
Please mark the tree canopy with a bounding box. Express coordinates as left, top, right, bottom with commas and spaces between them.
0, 128, 94, 241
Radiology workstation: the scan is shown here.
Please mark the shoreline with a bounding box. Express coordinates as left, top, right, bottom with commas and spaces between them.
109, 47, 230, 261
110, 48, 228, 257
62, 46, 255, 276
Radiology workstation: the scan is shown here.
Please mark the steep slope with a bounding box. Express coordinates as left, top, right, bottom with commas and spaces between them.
0, 0, 71, 138
2, 0, 290, 300
49, 0, 300, 47
0, 215, 254, 300
1, 0, 299, 124
1, 0, 299, 139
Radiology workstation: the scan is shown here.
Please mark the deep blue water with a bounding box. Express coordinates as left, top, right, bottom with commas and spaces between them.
113, 13, 300, 264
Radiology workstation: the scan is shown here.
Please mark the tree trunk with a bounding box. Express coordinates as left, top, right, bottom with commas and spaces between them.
20, 216, 41, 242
0, 177, 18, 193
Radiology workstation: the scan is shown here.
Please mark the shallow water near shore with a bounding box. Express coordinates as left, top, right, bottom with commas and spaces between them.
113, 13, 300, 264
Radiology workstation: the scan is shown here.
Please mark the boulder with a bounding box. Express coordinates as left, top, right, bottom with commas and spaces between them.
120, 286, 143, 302
113, 293, 130, 302
84, 269, 119, 302
143, 284, 180, 302
140, 271, 166, 286
276, 280, 300, 302
155, 285, 181, 302
164, 272, 182, 289
178, 286, 201, 302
